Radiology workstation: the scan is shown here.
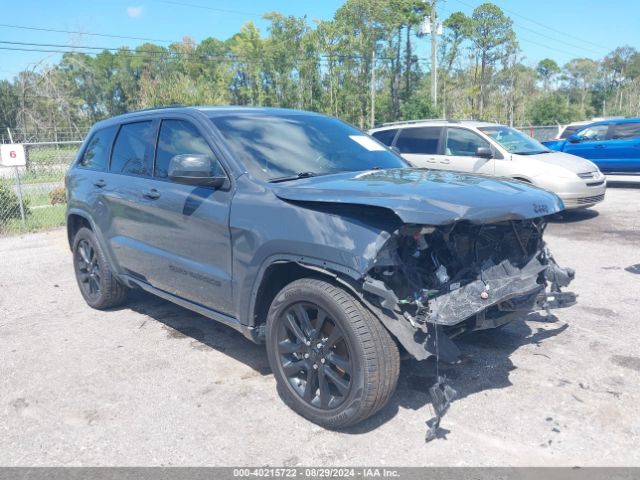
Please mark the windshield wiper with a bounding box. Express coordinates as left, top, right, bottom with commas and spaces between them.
268, 171, 318, 183
512, 150, 550, 155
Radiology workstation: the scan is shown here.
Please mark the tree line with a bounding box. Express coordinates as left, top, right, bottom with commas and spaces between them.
2, 0, 640, 139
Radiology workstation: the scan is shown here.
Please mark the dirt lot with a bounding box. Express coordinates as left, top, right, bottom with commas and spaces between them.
1, 182, 639, 466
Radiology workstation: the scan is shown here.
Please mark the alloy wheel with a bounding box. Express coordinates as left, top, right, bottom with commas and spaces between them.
276, 302, 353, 410
76, 239, 101, 299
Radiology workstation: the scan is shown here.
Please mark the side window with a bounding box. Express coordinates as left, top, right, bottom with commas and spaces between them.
560, 126, 579, 139
371, 129, 398, 146
445, 128, 489, 157
578, 125, 608, 141
78, 126, 117, 170
610, 122, 640, 140
110, 121, 155, 176
395, 127, 442, 154
155, 119, 221, 179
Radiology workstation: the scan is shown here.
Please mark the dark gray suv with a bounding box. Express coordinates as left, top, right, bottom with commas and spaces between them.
66, 106, 575, 428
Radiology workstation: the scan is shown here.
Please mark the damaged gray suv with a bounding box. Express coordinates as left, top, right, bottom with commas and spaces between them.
67, 107, 575, 428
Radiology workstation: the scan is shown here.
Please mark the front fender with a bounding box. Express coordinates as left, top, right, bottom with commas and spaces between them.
229, 177, 402, 325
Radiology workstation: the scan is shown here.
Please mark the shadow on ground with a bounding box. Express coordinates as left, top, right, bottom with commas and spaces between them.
548, 208, 599, 224
124, 289, 271, 375
606, 179, 640, 189
117, 289, 568, 435
344, 314, 567, 435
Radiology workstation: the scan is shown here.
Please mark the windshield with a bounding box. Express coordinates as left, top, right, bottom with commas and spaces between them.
479, 126, 550, 155
210, 113, 407, 181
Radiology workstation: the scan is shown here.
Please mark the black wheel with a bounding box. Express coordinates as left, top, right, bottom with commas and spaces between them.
266, 278, 399, 428
72, 227, 128, 309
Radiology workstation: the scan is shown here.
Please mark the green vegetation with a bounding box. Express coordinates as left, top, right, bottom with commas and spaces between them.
0, 183, 30, 225
0, 204, 65, 236
48, 187, 67, 205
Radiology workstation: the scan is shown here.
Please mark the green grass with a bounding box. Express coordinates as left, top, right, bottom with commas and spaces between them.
0, 204, 66, 236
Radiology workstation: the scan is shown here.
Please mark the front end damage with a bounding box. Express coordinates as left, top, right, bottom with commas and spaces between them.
361, 217, 576, 363
358, 217, 575, 441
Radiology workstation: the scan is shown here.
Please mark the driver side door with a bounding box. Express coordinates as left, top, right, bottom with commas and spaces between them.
138, 117, 235, 315
563, 124, 612, 167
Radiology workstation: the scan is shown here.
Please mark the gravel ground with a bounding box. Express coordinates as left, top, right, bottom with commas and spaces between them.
1, 183, 639, 466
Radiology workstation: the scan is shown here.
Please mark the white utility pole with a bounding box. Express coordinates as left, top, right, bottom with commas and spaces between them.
429, 0, 438, 109
371, 51, 376, 128
420, 1, 442, 110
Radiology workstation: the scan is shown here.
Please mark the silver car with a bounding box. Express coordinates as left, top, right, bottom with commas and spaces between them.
369, 119, 606, 209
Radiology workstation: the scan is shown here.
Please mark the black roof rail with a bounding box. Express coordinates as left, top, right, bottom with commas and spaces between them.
127, 104, 188, 114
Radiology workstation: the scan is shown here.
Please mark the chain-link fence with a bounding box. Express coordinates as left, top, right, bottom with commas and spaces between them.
516, 125, 560, 142
0, 140, 82, 236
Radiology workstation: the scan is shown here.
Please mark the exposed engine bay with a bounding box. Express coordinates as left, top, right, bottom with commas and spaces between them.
361, 218, 576, 363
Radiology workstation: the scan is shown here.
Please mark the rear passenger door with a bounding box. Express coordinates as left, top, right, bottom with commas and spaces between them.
393, 126, 445, 169
603, 122, 640, 173
442, 127, 495, 175
98, 119, 159, 278
143, 117, 234, 314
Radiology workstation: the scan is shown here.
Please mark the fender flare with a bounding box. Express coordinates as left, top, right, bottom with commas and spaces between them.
66, 208, 120, 275
245, 254, 364, 328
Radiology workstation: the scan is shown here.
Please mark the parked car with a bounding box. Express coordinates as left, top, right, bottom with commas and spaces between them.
370, 120, 606, 209
552, 117, 624, 140
66, 107, 575, 428
543, 118, 640, 174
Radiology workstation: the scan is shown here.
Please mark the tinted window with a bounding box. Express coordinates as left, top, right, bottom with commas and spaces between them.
445, 128, 489, 156
156, 120, 220, 179
395, 127, 442, 154
371, 129, 398, 146
560, 125, 580, 139
79, 126, 116, 170
210, 113, 407, 181
110, 121, 155, 176
578, 125, 608, 141
611, 122, 640, 140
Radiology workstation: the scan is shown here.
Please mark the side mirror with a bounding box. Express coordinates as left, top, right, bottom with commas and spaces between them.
476, 146, 493, 159
567, 134, 583, 143
168, 154, 227, 188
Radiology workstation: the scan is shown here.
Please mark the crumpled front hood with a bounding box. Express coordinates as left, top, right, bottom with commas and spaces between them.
271, 168, 564, 225
516, 151, 598, 174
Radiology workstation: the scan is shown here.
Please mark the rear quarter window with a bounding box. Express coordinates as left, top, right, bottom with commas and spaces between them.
78, 126, 117, 171
611, 122, 640, 140
371, 129, 398, 146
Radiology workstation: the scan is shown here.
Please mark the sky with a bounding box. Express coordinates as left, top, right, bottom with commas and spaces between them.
0, 0, 637, 80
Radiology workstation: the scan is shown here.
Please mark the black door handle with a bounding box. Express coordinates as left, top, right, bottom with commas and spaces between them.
595, 144, 605, 149
143, 189, 161, 200
93, 179, 106, 188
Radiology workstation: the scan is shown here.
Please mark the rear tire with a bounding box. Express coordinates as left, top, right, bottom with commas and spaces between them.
266, 278, 399, 428
72, 227, 128, 309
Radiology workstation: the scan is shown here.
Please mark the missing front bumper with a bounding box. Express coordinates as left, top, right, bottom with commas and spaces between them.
362, 254, 576, 362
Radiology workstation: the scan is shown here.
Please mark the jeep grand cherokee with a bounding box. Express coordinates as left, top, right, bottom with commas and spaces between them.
66, 107, 575, 428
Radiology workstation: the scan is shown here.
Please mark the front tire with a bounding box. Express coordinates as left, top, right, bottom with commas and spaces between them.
72, 227, 128, 309
266, 278, 399, 428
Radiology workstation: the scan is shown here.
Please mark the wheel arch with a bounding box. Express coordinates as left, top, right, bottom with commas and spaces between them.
66, 209, 96, 250
249, 258, 363, 338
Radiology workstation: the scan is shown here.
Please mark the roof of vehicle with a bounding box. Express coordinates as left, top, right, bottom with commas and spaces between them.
577, 117, 638, 128
370, 119, 502, 130
89, 106, 323, 131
